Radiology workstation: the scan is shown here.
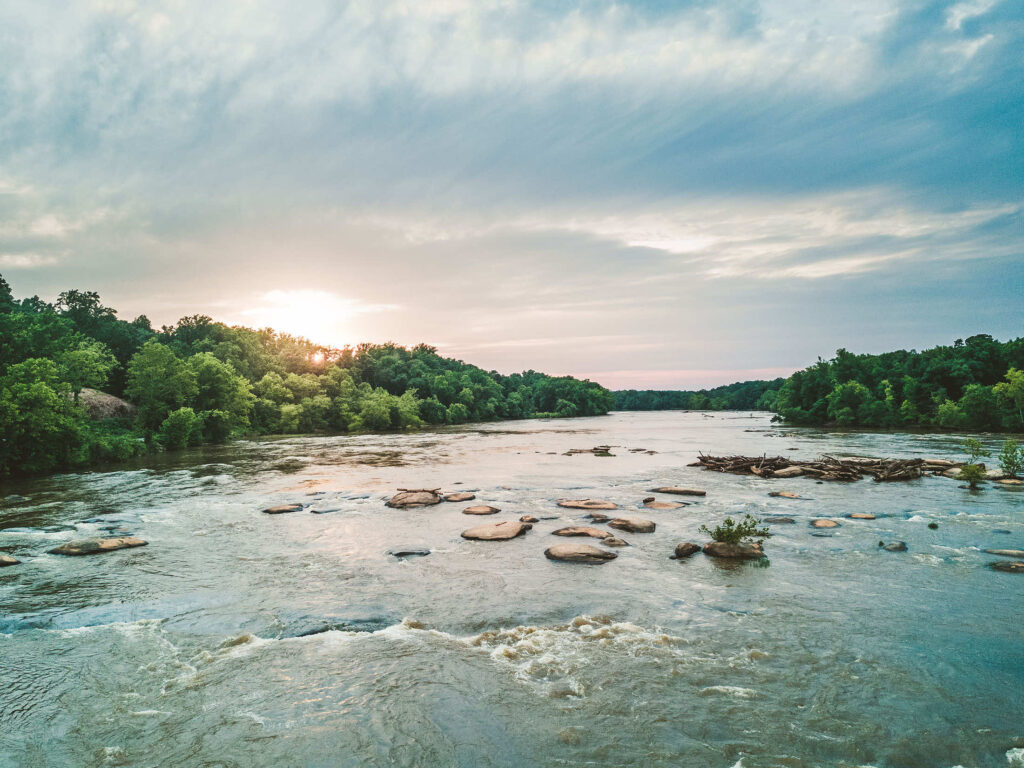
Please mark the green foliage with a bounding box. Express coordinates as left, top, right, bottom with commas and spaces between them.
125, 341, 198, 433
158, 407, 201, 449
994, 368, 1024, 426
698, 514, 772, 545
960, 438, 991, 489
0, 275, 615, 476
615, 379, 785, 412
997, 439, 1023, 478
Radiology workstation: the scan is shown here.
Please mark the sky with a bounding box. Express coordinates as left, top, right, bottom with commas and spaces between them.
0, 0, 1021, 389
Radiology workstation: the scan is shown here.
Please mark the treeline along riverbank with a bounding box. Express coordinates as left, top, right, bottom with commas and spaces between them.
0, 275, 613, 477
614, 335, 1024, 433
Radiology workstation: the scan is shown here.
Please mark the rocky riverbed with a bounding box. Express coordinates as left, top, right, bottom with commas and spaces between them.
1, 411, 1023, 767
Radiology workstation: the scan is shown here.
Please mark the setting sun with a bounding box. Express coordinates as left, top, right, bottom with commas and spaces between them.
232, 289, 391, 349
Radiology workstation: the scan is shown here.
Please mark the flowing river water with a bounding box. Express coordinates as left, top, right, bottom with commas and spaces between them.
1, 411, 1022, 768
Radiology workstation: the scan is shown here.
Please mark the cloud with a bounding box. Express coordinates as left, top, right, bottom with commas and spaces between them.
0, 0, 1020, 387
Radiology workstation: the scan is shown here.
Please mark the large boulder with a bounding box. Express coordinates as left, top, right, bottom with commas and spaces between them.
444, 492, 476, 502
386, 490, 442, 508
608, 517, 655, 533
552, 526, 617, 540
262, 503, 304, 514
75, 388, 136, 420
649, 487, 706, 496
988, 560, 1024, 573
983, 548, 1024, 558
0, 554, 20, 567
461, 521, 532, 541
463, 505, 500, 515
544, 543, 618, 564
557, 499, 618, 510
49, 537, 148, 556
672, 542, 701, 559
703, 541, 765, 559
642, 498, 687, 510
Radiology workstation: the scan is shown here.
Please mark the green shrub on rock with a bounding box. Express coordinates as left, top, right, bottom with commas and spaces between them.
699, 514, 771, 545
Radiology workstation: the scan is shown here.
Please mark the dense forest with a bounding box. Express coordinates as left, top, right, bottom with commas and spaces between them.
616, 336, 1024, 432
0, 275, 613, 477
614, 379, 784, 412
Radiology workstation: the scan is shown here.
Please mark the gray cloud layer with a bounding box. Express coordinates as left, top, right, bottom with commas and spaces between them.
1, 0, 1021, 387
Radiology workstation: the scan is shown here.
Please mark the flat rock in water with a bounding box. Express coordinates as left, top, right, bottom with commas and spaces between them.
848, 512, 876, 519
552, 526, 614, 540
983, 548, 1024, 558
602, 537, 629, 547
386, 490, 442, 508
989, 560, 1024, 573
608, 516, 655, 533
996, 478, 1023, 485
443, 492, 476, 502
882, 541, 908, 552
772, 466, 804, 478
643, 499, 687, 509
702, 541, 765, 559
810, 519, 840, 528
388, 548, 430, 558
764, 516, 795, 524
263, 503, 304, 514
0, 555, 20, 567
520, 515, 539, 523
587, 513, 610, 523
557, 499, 618, 510
769, 491, 801, 499
544, 543, 617, 564
673, 542, 701, 559
649, 487, 706, 496
461, 521, 531, 541
463, 505, 500, 515
49, 537, 148, 556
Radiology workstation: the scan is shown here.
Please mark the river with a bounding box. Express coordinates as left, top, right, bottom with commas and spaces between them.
1, 411, 1022, 768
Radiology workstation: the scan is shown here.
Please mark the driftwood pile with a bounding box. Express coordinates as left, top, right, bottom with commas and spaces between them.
693, 454, 960, 482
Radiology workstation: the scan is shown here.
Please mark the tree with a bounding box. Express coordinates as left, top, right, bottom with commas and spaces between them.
959, 438, 990, 490
188, 352, 254, 429
58, 340, 117, 401
125, 341, 198, 433
699, 514, 771, 545
997, 439, 1023, 478
158, 407, 201, 449
994, 368, 1024, 427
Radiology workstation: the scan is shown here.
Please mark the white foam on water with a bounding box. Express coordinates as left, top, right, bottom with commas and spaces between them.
1008, 748, 1024, 766
698, 685, 760, 698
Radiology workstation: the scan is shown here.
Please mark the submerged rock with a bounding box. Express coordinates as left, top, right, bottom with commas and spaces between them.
262, 503, 304, 514
463, 505, 500, 515
650, 487, 706, 496
544, 543, 618, 564
983, 548, 1024, 558
763, 516, 795, 524
672, 542, 701, 559
608, 516, 656, 533
49, 537, 148, 556
810, 519, 840, 528
0, 554, 20, 567
309, 507, 341, 515
552, 526, 616, 540
557, 499, 618, 510
520, 515, 539, 523
3, 494, 29, 504
989, 560, 1024, 573
461, 521, 531, 541
386, 490, 442, 508
703, 541, 765, 559
587, 513, 610, 523
388, 548, 430, 558
443, 492, 476, 502
768, 491, 801, 499
848, 512, 876, 520
881, 541, 908, 552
